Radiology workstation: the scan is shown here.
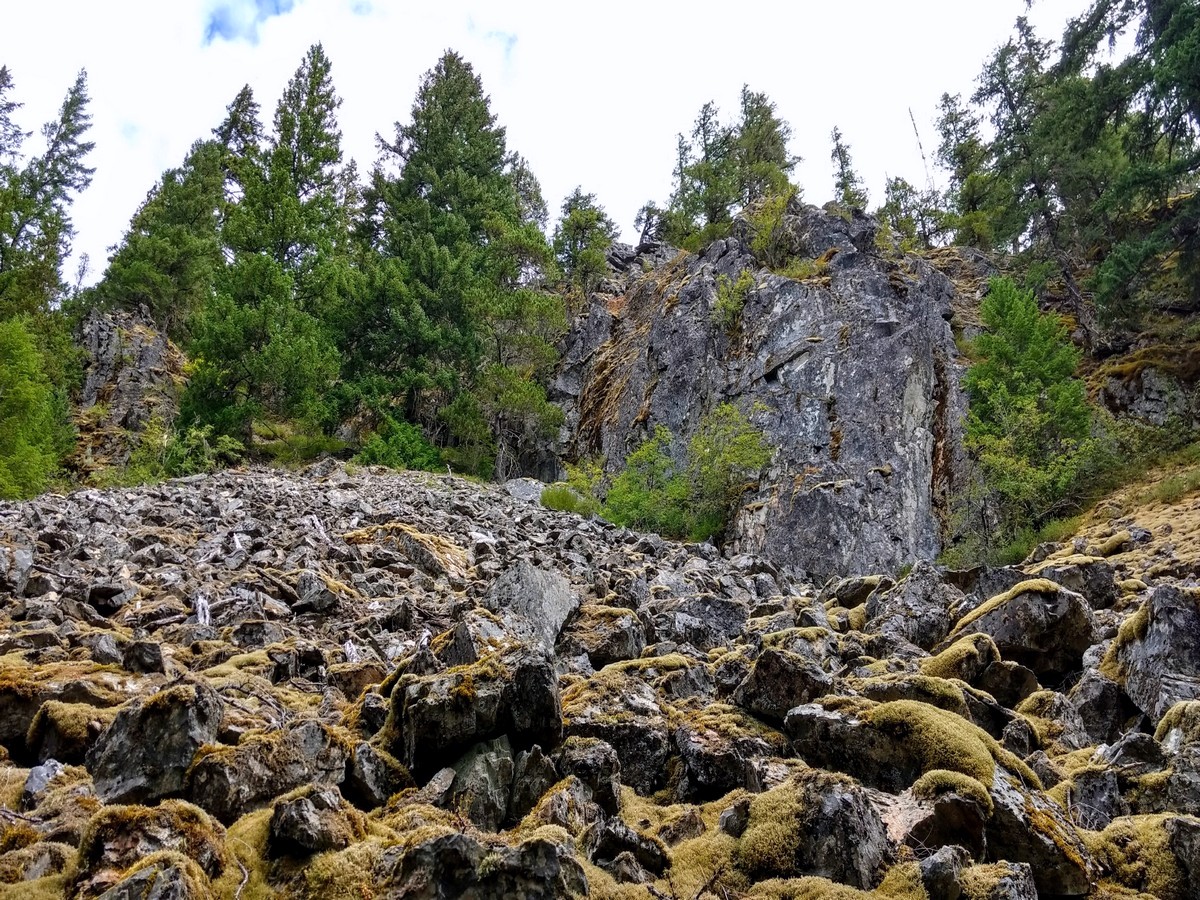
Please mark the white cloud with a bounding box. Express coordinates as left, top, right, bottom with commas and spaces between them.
3, 0, 1088, 285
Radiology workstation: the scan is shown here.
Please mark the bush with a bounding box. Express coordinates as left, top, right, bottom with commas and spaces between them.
540, 483, 598, 517
353, 416, 442, 472
98, 419, 244, 488
0, 317, 72, 499
603, 404, 772, 542
745, 186, 797, 269
713, 269, 755, 332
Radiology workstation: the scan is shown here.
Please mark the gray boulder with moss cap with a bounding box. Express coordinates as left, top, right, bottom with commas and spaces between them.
86, 682, 223, 805
1111, 585, 1200, 723
376, 647, 562, 780
938, 578, 1097, 683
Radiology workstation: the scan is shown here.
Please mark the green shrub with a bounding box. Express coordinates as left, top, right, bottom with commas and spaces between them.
603, 404, 772, 542
603, 425, 690, 537
0, 317, 73, 499
353, 415, 442, 472
99, 419, 244, 488
745, 187, 797, 269
714, 269, 755, 332
540, 483, 598, 517
949, 277, 1095, 559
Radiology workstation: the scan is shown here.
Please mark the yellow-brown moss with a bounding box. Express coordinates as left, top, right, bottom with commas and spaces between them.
864, 700, 1041, 789
1100, 601, 1151, 682
1084, 815, 1188, 900
919, 634, 1000, 682
26, 701, 119, 761
1153, 700, 1200, 746
911, 769, 994, 816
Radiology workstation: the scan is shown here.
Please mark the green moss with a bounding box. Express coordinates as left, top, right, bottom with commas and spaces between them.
857, 674, 970, 718
1154, 700, 1200, 745
1100, 601, 1151, 682
0, 874, 67, 900
911, 769, 995, 816
950, 579, 1061, 637
864, 700, 1041, 789
920, 634, 1000, 682
26, 700, 119, 762
1084, 815, 1188, 900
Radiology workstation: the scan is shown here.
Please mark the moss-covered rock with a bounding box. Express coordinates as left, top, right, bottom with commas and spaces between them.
187, 719, 350, 824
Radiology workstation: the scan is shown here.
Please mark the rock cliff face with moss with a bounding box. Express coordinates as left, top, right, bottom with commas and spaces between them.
2, 461, 1200, 898
555, 201, 971, 580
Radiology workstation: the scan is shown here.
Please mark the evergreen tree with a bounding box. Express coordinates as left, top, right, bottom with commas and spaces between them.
0, 69, 94, 318
553, 187, 617, 296
0, 316, 71, 499
183, 48, 348, 439
1058, 0, 1200, 317
963, 277, 1092, 538
355, 51, 562, 478
830, 126, 869, 209
878, 176, 945, 250
732, 86, 797, 205
91, 139, 225, 338
935, 92, 1003, 248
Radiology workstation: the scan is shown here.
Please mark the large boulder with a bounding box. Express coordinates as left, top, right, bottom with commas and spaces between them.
480, 560, 580, 650
730, 648, 832, 723
1111, 586, 1200, 723
71, 801, 225, 899
938, 579, 1097, 683
86, 682, 223, 805
732, 771, 892, 889
377, 832, 587, 899
866, 561, 965, 650
187, 719, 349, 824
377, 648, 562, 780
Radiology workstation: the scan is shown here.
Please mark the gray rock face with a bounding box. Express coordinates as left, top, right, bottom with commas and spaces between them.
481, 560, 580, 650
555, 201, 968, 579
383, 648, 562, 780
1117, 586, 1200, 723
87, 682, 223, 805
268, 788, 358, 856
449, 736, 515, 831
867, 561, 965, 650
188, 720, 348, 824
75, 309, 186, 473
378, 832, 587, 899
1099, 364, 1200, 428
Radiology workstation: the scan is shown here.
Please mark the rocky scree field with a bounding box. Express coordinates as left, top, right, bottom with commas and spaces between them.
0, 462, 1199, 899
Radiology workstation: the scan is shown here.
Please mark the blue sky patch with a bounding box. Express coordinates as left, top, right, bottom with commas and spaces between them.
203, 0, 297, 45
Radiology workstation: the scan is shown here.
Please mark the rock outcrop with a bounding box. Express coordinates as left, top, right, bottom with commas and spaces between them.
555, 200, 970, 579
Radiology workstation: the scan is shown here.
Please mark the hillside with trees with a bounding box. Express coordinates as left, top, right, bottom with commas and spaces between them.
0, 0, 1197, 565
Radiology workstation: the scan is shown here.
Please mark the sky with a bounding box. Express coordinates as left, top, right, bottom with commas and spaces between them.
3, 0, 1093, 286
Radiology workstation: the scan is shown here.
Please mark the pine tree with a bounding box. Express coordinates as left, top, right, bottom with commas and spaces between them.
182, 49, 349, 440
963, 277, 1092, 539
553, 187, 617, 296
91, 139, 225, 338
732, 86, 797, 205
0, 316, 71, 499
355, 51, 562, 478
935, 92, 1003, 248
1058, 0, 1200, 317
0, 69, 94, 318
830, 127, 869, 209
